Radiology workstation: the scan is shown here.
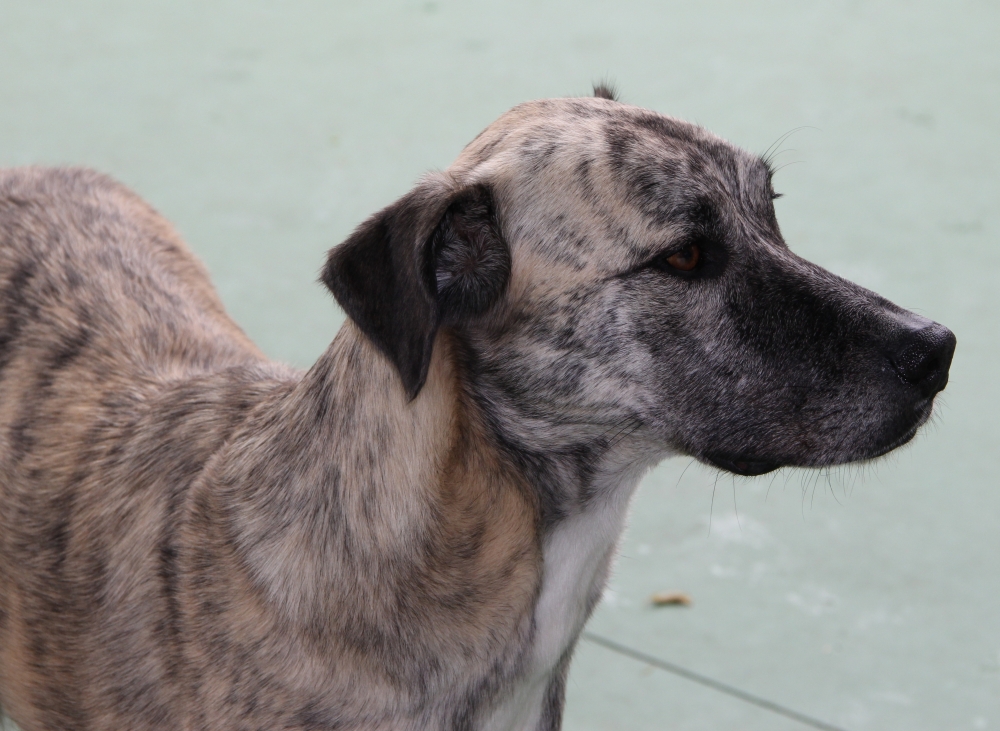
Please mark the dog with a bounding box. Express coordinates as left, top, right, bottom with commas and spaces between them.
0, 87, 955, 731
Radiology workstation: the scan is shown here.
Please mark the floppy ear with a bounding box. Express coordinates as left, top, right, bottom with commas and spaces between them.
322, 176, 509, 400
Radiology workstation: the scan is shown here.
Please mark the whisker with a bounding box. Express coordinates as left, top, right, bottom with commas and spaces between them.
771, 160, 804, 175
709, 472, 720, 536
675, 458, 695, 490
761, 127, 806, 165
732, 476, 742, 533
760, 126, 819, 167
765, 469, 780, 503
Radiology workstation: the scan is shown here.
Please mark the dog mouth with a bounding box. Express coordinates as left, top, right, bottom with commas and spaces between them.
857, 405, 930, 461
702, 454, 782, 477
700, 399, 936, 477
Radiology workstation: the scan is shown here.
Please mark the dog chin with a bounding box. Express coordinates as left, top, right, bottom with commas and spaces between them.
702, 454, 782, 477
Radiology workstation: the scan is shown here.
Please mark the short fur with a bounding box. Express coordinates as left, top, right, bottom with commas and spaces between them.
0, 91, 954, 731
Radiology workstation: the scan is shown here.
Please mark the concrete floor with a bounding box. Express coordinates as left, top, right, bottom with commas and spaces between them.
1, 1, 997, 729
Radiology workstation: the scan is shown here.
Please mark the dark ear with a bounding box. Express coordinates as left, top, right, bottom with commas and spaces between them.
432, 185, 510, 320
321, 177, 509, 399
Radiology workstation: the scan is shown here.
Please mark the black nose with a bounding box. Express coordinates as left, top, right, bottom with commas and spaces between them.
889, 323, 956, 397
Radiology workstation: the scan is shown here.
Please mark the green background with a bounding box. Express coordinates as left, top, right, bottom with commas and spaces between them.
1, 2, 997, 729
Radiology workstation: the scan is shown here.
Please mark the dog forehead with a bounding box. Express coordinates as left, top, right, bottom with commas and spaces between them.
451, 98, 771, 276
454, 97, 763, 191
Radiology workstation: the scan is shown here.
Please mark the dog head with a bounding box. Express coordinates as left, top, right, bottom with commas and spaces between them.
323, 93, 955, 479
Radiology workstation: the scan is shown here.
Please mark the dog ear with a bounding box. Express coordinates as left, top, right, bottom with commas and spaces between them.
322, 177, 509, 400
432, 184, 510, 321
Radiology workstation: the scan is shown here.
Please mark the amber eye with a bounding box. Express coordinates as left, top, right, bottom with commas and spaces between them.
664, 243, 700, 271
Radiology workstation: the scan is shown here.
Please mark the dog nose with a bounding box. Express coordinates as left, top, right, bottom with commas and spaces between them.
888, 323, 956, 397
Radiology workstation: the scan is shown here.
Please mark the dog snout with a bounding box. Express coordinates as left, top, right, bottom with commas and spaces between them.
887, 322, 956, 398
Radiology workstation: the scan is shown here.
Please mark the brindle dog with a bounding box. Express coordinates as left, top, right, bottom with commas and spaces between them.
0, 88, 955, 731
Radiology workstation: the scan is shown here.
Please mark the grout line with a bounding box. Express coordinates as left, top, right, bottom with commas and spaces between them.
580, 632, 851, 731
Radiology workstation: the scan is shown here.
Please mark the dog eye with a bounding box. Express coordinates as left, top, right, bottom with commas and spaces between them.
636, 236, 720, 280
666, 244, 699, 271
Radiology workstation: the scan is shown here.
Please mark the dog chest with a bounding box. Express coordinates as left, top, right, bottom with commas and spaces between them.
480, 473, 641, 731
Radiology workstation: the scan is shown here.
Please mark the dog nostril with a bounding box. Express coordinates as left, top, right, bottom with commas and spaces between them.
889, 324, 957, 397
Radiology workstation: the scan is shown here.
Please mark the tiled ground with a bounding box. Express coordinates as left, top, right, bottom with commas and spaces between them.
1, 1, 997, 729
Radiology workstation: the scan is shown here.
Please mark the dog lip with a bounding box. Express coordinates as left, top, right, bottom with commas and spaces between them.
855, 398, 935, 462
703, 454, 781, 476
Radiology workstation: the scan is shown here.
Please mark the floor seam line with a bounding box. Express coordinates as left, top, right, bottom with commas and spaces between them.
580, 631, 851, 731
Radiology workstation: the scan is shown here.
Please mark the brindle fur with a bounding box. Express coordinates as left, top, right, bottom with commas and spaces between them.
0, 91, 954, 731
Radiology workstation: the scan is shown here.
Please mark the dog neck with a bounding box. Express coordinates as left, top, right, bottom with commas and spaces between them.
225, 322, 540, 635
270, 322, 655, 550
216, 323, 652, 727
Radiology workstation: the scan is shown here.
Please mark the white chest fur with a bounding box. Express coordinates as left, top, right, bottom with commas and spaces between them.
481, 467, 646, 731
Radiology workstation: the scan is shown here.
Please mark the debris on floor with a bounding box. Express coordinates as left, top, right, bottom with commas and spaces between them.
650, 591, 692, 607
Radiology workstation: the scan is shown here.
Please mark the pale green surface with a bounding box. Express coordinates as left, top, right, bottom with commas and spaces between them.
0, 2, 997, 729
